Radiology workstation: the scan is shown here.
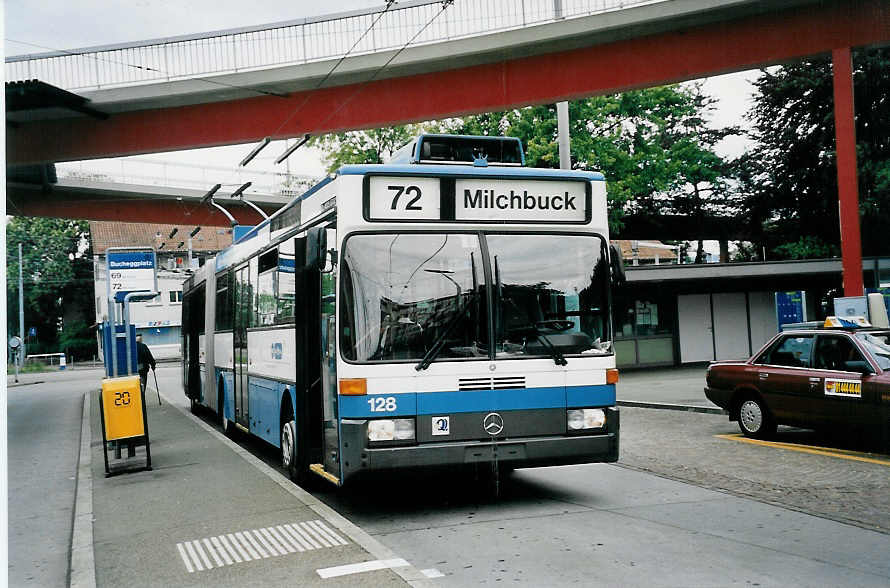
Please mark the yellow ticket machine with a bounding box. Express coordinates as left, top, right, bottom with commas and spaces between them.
99, 375, 152, 475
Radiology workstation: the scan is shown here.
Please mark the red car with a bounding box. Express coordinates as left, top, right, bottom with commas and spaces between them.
705, 323, 890, 442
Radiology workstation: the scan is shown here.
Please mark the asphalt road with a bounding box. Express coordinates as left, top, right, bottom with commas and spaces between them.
153, 365, 890, 586
10, 364, 890, 587
7, 369, 91, 587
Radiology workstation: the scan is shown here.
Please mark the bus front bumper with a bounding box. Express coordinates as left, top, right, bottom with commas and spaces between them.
339, 411, 619, 483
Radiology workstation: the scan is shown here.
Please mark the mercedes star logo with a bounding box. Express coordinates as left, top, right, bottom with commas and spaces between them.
483, 412, 504, 436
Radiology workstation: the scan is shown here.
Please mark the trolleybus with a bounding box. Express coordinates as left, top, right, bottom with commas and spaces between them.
181, 134, 622, 486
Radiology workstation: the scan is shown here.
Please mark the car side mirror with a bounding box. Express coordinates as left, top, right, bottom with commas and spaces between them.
844, 360, 874, 375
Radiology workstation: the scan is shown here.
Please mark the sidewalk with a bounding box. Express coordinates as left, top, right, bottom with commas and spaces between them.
617, 365, 723, 414
82, 387, 434, 587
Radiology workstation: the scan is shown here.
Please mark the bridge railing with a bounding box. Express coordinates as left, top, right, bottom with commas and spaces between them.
57, 159, 318, 198
6, 0, 665, 92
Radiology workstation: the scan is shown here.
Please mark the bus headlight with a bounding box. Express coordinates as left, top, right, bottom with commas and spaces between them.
368, 419, 415, 441
567, 409, 606, 430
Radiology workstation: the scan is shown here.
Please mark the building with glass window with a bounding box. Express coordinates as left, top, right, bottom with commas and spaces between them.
90, 221, 233, 359
614, 257, 890, 369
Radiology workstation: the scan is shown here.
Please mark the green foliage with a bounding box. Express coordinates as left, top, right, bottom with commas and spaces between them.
315, 86, 738, 240
442, 85, 738, 236
742, 47, 890, 258
773, 236, 840, 260
6, 217, 96, 357
313, 125, 423, 174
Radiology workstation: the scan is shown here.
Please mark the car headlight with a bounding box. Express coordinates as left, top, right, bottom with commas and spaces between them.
368, 419, 415, 441
567, 408, 606, 430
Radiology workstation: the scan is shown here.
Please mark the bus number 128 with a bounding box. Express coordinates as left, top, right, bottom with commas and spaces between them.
368, 396, 397, 412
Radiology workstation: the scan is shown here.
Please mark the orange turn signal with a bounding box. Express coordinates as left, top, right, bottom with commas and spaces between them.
606, 368, 619, 384
339, 378, 367, 396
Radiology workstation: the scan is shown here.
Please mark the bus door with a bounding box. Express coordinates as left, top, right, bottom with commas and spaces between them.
320, 253, 339, 478
234, 265, 250, 428
184, 284, 204, 401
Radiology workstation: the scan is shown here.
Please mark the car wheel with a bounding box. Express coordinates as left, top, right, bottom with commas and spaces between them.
738, 396, 776, 439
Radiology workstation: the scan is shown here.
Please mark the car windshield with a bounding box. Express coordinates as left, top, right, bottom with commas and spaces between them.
855, 330, 890, 370
338, 232, 611, 363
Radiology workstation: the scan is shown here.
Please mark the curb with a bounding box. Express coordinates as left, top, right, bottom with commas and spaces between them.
165, 391, 437, 587
617, 399, 726, 415
70, 391, 97, 588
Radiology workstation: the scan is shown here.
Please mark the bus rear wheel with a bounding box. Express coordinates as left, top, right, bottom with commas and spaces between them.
281, 420, 303, 483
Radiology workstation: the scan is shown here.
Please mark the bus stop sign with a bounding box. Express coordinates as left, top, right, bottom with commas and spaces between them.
107, 248, 157, 303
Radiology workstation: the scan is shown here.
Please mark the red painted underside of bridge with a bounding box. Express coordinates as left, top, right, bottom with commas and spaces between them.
8, 0, 889, 165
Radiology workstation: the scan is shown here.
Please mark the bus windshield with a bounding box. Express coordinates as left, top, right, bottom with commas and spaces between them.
339, 232, 611, 364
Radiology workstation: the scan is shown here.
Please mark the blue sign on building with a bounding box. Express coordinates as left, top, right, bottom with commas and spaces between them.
775, 291, 806, 327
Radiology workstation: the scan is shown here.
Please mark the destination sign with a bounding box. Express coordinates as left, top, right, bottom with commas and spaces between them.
454, 179, 587, 222
368, 176, 441, 220
365, 176, 590, 224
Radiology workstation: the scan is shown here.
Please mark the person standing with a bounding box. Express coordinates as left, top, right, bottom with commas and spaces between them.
136, 334, 156, 393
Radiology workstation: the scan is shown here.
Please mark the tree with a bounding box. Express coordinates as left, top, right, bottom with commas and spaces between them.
313, 125, 422, 174
740, 47, 890, 259
6, 217, 96, 359
442, 85, 739, 240
315, 86, 739, 246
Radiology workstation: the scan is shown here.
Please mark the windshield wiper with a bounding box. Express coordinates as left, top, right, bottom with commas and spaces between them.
532, 327, 568, 366
416, 290, 478, 371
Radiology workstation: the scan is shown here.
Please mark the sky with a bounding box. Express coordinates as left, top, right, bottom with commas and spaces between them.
4, 0, 760, 183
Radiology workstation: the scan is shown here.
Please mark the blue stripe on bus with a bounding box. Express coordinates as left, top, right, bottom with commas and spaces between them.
566, 384, 615, 407
338, 385, 615, 419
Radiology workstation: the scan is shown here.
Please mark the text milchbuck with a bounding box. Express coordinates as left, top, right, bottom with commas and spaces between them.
463, 188, 577, 211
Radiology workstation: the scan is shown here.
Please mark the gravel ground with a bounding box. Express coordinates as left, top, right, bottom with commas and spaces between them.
616, 406, 890, 534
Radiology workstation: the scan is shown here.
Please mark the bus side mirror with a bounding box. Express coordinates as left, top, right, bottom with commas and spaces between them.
609, 244, 626, 285
306, 227, 327, 271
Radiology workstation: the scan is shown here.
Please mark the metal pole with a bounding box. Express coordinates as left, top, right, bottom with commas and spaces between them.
557, 101, 571, 170
188, 236, 193, 269
105, 254, 116, 377
124, 300, 132, 377
18, 243, 25, 370
832, 47, 864, 296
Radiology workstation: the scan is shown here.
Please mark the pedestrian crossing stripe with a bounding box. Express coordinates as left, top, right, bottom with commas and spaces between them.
176, 520, 349, 573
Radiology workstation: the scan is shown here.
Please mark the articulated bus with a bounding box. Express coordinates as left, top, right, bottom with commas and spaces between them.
181, 134, 622, 486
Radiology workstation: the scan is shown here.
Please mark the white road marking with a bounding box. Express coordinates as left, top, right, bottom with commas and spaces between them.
176, 543, 195, 573
192, 540, 213, 570
316, 520, 349, 546
300, 521, 331, 547
229, 532, 255, 560
278, 524, 309, 552
422, 568, 446, 578
183, 541, 205, 571
177, 521, 349, 572
254, 528, 281, 556
235, 531, 263, 559
288, 522, 322, 549
210, 536, 234, 565
316, 558, 410, 579
308, 520, 341, 547
221, 534, 247, 562
202, 539, 225, 568
270, 525, 301, 553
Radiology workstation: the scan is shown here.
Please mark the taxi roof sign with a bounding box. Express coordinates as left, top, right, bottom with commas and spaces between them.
823, 316, 871, 328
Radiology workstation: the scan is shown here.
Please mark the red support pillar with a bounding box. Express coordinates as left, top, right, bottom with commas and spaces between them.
832, 47, 864, 296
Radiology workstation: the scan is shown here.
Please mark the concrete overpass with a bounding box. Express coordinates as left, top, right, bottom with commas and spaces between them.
6, 0, 889, 293
5, 177, 295, 226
